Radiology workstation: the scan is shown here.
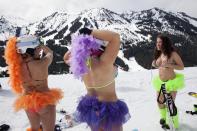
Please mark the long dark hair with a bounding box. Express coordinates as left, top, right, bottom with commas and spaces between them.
153, 34, 175, 60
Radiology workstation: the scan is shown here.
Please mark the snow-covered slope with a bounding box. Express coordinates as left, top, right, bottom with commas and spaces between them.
3, 15, 29, 27
0, 16, 15, 40
0, 67, 197, 131
123, 8, 197, 35
0, 15, 29, 40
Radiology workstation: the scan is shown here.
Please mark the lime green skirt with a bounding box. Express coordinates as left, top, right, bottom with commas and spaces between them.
152, 73, 185, 92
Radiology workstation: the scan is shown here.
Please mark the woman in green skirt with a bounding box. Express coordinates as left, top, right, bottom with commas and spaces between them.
152, 34, 184, 129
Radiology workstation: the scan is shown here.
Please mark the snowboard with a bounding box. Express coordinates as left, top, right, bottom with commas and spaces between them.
188, 92, 197, 98
186, 92, 197, 115
186, 104, 197, 115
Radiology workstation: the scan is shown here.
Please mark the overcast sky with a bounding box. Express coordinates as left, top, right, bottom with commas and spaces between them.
0, 0, 196, 22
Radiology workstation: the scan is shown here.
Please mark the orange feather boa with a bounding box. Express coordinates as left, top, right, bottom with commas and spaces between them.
4, 37, 23, 94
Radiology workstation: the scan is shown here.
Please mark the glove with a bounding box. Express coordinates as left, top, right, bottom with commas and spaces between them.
79, 27, 92, 35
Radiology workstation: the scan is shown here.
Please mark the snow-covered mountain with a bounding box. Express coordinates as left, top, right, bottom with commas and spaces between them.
28, 12, 70, 38
173, 12, 197, 28
3, 15, 29, 27
27, 8, 136, 44
24, 7, 197, 47
0, 16, 15, 40
1, 7, 197, 75
1, 7, 197, 43
0, 15, 28, 40
126, 8, 197, 35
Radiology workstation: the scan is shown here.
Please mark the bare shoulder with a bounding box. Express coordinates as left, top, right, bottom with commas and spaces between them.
172, 51, 178, 55
171, 51, 180, 58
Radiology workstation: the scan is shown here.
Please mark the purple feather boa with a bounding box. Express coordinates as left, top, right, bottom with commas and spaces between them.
70, 35, 101, 79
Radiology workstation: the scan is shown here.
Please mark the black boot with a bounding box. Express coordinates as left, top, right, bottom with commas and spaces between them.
160, 119, 170, 130
162, 124, 170, 130
0, 124, 10, 131
160, 118, 166, 125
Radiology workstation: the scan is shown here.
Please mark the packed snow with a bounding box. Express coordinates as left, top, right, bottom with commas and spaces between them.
0, 67, 197, 131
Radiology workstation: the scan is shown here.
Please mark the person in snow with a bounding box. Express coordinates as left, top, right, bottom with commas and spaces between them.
64, 28, 130, 131
152, 34, 184, 129
4, 30, 63, 131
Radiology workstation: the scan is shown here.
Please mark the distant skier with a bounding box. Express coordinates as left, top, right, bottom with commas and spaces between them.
152, 34, 184, 129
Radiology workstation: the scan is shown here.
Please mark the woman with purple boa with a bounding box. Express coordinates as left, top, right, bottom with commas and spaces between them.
64, 28, 130, 131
